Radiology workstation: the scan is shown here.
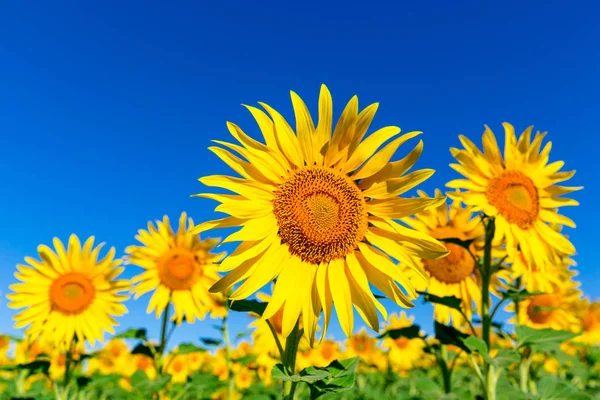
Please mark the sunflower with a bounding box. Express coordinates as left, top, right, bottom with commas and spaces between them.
512, 279, 581, 332
506, 249, 576, 293
382, 312, 425, 372
447, 123, 581, 269
126, 212, 226, 324
8, 235, 129, 349
194, 85, 448, 342
401, 189, 488, 327
573, 299, 600, 346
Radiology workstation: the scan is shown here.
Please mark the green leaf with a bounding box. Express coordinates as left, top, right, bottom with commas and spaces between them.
303, 357, 360, 399
418, 291, 462, 310
0, 360, 51, 376
492, 349, 520, 368
501, 288, 544, 301
434, 322, 470, 353
232, 354, 256, 364
176, 343, 207, 354
537, 375, 591, 399
131, 343, 154, 358
298, 366, 331, 383
76, 376, 92, 388
199, 337, 222, 346
228, 299, 267, 315
439, 237, 475, 250
271, 363, 299, 382
378, 325, 421, 340
236, 331, 251, 340
464, 336, 488, 354
115, 328, 148, 340
516, 326, 577, 349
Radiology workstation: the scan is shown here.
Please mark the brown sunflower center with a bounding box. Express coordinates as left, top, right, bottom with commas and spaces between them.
157, 249, 199, 290
49, 273, 95, 315
352, 337, 371, 354
527, 294, 558, 324
394, 337, 410, 349
486, 171, 539, 229
172, 359, 184, 373
321, 344, 335, 360
272, 166, 368, 264
137, 356, 152, 370
422, 226, 475, 284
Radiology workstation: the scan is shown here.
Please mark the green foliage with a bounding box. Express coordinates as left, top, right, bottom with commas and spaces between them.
434, 322, 470, 353
418, 291, 462, 310
378, 325, 422, 340
516, 326, 578, 352
228, 299, 267, 316
115, 328, 148, 340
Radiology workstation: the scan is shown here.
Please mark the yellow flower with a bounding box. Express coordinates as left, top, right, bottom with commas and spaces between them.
49, 351, 67, 381
505, 250, 574, 293
573, 299, 600, 346
211, 388, 242, 400
165, 353, 189, 384
382, 312, 425, 371
132, 354, 157, 380
313, 340, 340, 367
8, 235, 129, 349
543, 357, 560, 375
195, 85, 448, 342
187, 351, 206, 372
447, 123, 581, 269
345, 328, 376, 359
14, 338, 54, 364
513, 281, 581, 331
233, 365, 253, 390
402, 190, 488, 327
126, 212, 226, 324
211, 350, 229, 381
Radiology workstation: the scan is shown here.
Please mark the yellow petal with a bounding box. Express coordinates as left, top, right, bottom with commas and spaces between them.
328, 258, 353, 337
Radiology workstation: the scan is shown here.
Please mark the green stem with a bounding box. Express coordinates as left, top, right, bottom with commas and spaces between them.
481, 217, 496, 400
519, 358, 531, 393
223, 306, 235, 400
158, 302, 171, 355
266, 319, 285, 361
439, 345, 452, 393
282, 319, 303, 400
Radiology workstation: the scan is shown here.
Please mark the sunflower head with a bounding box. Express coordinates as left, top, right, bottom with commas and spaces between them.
447, 123, 581, 270
194, 85, 448, 343
7, 235, 129, 349
126, 212, 226, 324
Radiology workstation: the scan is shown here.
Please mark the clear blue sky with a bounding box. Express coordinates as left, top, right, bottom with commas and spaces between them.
1, 1, 598, 348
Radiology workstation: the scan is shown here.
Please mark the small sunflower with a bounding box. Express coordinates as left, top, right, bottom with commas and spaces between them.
382, 312, 425, 372
573, 299, 600, 346
512, 280, 581, 332
8, 235, 129, 349
402, 189, 486, 327
506, 249, 576, 293
126, 212, 226, 324
194, 85, 448, 342
447, 123, 581, 269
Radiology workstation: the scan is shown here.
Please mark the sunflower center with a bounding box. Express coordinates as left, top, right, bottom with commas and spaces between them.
49, 273, 95, 315
394, 337, 410, 349
422, 226, 475, 284
172, 359, 184, 373
272, 166, 368, 264
137, 356, 152, 370
157, 249, 198, 291
583, 306, 600, 332
486, 171, 539, 229
527, 294, 558, 324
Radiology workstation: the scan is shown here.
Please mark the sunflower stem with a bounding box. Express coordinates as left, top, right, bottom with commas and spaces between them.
158, 302, 171, 356
481, 216, 496, 400
223, 300, 235, 400
282, 319, 303, 400
266, 319, 285, 361
439, 345, 452, 393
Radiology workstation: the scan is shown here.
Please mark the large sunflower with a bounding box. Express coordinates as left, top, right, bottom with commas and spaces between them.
447, 123, 581, 269
194, 85, 448, 342
402, 189, 485, 327
7, 235, 129, 349
126, 212, 226, 324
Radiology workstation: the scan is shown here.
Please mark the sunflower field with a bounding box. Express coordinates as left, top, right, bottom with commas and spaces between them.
2, 86, 599, 400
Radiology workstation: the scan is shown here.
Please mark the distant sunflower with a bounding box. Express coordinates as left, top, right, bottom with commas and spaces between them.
447, 123, 581, 269
126, 212, 226, 324
573, 299, 600, 346
506, 250, 575, 293
402, 189, 484, 327
512, 279, 581, 332
194, 85, 448, 342
7, 235, 129, 349
382, 312, 425, 372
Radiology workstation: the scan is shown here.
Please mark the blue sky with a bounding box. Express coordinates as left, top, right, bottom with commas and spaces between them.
1, 1, 598, 349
